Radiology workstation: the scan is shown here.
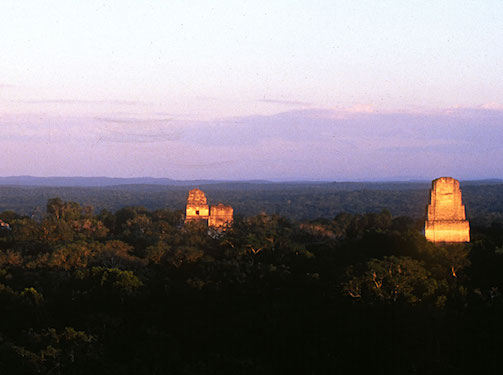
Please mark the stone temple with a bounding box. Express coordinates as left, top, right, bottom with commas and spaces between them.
185, 188, 210, 222
424, 177, 470, 243
209, 203, 234, 228
185, 189, 233, 229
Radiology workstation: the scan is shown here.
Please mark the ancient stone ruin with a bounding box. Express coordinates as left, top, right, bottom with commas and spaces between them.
424, 177, 470, 243
209, 203, 234, 228
185, 188, 210, 222
185, 188, 233, 229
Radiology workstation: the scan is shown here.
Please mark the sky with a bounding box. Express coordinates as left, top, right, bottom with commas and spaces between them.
1, 0, 502, 180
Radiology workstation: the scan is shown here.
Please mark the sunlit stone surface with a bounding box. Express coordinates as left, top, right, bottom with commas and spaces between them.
425, 177, 470, 243
185, 189, 233, 229
185, 188, 210, 223
208, 203, 234, 229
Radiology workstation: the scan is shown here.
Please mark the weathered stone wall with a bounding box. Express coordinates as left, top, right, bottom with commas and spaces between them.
425, 177, 470, 243
209, 203, 233, 229
427, 178, 466, 221
185, 188, 210, 222
425, 220, 470, 243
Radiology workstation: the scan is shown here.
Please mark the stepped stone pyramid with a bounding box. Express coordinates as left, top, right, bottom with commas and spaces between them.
424, 177, 470, 243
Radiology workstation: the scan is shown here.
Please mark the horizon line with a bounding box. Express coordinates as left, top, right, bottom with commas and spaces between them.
0, 175, 502, 184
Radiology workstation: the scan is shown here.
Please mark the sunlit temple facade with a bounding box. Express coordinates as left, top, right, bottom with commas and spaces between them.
424, 177, 470, 243
185, 188, 233, 229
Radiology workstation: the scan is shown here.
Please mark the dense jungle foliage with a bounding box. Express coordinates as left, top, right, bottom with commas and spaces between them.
1, 181, 503, 222
0, 188, 502, 374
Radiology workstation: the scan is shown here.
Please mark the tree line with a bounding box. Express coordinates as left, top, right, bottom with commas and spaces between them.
0, 198, 502, 374
1, 183, 503, 221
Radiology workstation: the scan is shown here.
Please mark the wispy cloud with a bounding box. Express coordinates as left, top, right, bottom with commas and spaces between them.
97, 130, 182, 144
165, 160, 237, 168
479, 103, 503, 110
94, 117, 173, 124
94, 116, 182, 143
15, 99, 146, 106
258, 98, 311, 107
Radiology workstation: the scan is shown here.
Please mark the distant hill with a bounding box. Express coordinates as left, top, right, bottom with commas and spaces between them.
0, 178, 502, 222
0, 176, 399, 189
1, 175, 500, 188
0, 176, 233, 187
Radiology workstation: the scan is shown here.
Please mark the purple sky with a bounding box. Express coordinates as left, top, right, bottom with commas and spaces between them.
1, 1, 502, 180
0, 106, 501, 180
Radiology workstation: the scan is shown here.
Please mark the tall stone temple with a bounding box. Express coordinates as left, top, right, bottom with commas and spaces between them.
185, 188, 233, 229
424, 177, 470, 243
185, 188, 210, 222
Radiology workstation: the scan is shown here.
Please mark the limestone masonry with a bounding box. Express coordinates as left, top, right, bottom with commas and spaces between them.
185, 188, 210, 222
208, 203, 234, 228
424, 177, 470, 243
185, 189, 233, 229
